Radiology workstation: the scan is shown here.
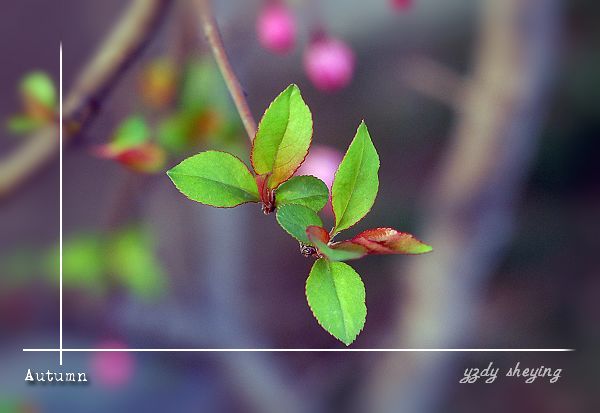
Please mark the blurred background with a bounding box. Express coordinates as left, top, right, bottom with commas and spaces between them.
0, 0, 598, 411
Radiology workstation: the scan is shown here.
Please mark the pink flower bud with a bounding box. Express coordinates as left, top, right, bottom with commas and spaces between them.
297, 145, 344, 216
304, 36, 355, 92
391, 0, 413, 11
257, 2, 296, 54
89, 340, 135, 389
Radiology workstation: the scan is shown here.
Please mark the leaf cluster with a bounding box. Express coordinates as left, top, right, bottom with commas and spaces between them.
168, 84, 432, 345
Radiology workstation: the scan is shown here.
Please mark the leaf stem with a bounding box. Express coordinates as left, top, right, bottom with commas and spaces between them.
194, 0, 257, 142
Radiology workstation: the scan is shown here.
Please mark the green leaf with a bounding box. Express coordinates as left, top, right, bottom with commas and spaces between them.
251, 84, 313, 189
331, 121, 379, 235
275, 175, 329, 212
306, 226, 367, 261
276, 204, 323, 244
112, 115, 150, 150
6, 115, 43, 134
306, 259, 366, 345
167, 150, 259, 207
20, 71, 56, 109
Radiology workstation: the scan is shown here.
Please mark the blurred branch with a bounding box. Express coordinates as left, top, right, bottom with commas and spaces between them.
0, 0, 172, 199
364, 0, 560, 411
193, 0, 257, 142
400, 56, 465, 109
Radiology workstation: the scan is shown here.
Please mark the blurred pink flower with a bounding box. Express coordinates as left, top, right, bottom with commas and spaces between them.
391, 0, 413, 11
90, 340, 135, 389
304, 36, 355, 92
257, 2, 296, 54
297, 145, 343, 216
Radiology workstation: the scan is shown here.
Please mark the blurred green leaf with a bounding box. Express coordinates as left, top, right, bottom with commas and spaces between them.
157, 112, 196, 153
44, 234, 107, 295
5, 115, 43, 135
180, 58, 232, 113
112, 115, 150, 150
107, 228, 167, 299
20, 71, 56, 110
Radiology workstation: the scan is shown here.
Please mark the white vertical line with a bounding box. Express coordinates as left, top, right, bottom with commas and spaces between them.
59, 43, 63, 366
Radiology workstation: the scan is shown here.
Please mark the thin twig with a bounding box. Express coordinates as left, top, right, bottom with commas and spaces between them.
0, 0, 172, 199
193, 0, 257, 142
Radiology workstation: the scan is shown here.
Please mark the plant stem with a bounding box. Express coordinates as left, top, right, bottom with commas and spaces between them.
194, 0, 257, 142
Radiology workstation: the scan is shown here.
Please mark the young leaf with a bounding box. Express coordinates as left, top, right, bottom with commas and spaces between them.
338, 228, 433, 255
112, 115, 150, 151
115, 144, 166, 173
331, 121, 379, 235
251, 84, 312, 189
306, 259, 366, 345
275, 175, 329, 211
20, 71, 56, 111
306, 226, 367, 261
93, 142, 166, 174
167, 151, 260, 207
276, 204, 323, 244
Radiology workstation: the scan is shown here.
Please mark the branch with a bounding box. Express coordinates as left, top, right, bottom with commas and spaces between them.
0, 0, 172, 199
399, 56, 465, 109
193, 0, 257, 142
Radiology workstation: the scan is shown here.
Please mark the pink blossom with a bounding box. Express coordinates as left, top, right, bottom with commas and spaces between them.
297, 145, 343, 216
304, 36, 355, 92
89, 340, 135, 389
391, 0, 413, 11
257, 2, 296, 54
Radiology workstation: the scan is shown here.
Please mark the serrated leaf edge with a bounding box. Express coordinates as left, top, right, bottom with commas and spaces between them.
166, 150, 260, 208
305, 259, 366, 346
331, 120, 380, 236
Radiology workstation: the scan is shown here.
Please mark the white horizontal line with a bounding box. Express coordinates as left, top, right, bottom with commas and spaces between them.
23, 348, 575, 353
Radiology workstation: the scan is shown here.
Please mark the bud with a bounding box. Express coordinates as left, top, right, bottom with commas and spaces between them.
138, 58, 178, 110
93, 143, 166, 174
391, 0, 413, 11
296, 145, 343, 216
19, 71, 56, 122
257, 2, 296, 54
93, 115, 166, 174
89, 340, 135, 389
304, 36, 355, 92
